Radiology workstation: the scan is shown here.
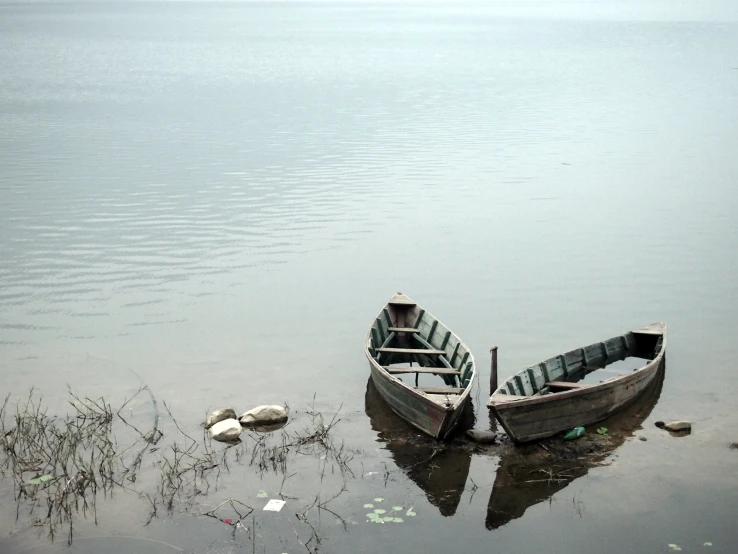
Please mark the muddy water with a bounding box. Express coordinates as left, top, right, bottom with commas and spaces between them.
2, 0, 738, 552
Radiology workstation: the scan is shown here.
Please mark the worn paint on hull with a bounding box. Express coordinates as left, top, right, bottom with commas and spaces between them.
364, 293, 476, 440
488, 323, 666, 443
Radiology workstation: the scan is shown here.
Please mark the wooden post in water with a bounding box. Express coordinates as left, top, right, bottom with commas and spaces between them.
489, 346, 498, 393
489, 346, 499, 432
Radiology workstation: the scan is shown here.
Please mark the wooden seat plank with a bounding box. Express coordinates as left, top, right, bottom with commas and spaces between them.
416, 387, 465, 394
376, 347, 445, 355
388, 327, 420, 333
382, 366, 460, 375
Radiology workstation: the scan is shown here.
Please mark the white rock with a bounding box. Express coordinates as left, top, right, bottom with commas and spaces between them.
209, 418, 242, 442
664, 421, 691, 432
204, 408, 237, 429
239, 405, 288, 428
466, 429, 497, 444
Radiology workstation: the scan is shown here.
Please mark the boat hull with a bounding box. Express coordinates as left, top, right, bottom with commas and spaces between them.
488, 323, 666, 443
364, 293, 476, 440
367, 362, 466, 439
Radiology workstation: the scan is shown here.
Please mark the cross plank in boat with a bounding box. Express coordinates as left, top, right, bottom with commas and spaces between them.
382, 366, 461, 375
545, 380, 592, 389
388, 298, 416, 306
415, 387, 465, 394
376, 347, 445, 355
387, 327, 420, 333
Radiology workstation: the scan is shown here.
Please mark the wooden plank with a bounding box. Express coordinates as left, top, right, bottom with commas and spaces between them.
461, 361, 474, 384
382, 308, 393, 328
545, 380, 592, 390
527, 368, 539, 393
388, 327, 420, 333
376, 320, 386, 344
371, 328, 380, 350
514, 375, 525, 394
457, 351, 469, 371
412, 335, 452, 367
416, 387, 465, 394
427, 320, 438, 342
449, 343, 461, 366
376, 347, 446, 355
559, 355, 568, 377
413, 309, 425, 328
440, 331, 451, 350
539, 362, 550, 384
388, 297, 416, 306
383, 366, 461, 375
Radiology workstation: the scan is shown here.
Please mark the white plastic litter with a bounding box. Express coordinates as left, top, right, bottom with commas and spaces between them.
263, 499, 286, 512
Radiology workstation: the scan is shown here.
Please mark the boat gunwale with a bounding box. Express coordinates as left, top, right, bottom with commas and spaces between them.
487, 323, 667, 411
364, 294, 477, 414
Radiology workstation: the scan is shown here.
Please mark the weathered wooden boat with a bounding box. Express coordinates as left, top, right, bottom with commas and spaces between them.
486, 360, 665, 529
364, 293, 477, 440
487, 323, 666, 443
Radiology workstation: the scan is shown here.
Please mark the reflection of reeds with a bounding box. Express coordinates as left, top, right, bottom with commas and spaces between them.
0, 390, 357, 549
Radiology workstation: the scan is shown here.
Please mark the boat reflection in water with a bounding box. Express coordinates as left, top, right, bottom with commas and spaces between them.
364, 378, 474, 516
486, 360, 666, 530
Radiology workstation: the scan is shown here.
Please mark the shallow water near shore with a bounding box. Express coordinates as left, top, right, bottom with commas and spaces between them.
2, 0, 738, 552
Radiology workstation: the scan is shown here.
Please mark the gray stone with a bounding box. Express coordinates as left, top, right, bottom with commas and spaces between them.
204, 408, 237, 429
664, 421, 691, 432
209, 419, 242, 442
639, 436, 647, 441
466, 429, 497, 444
239, 405, 288, 428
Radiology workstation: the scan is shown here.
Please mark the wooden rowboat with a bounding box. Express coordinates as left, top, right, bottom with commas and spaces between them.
364, 293, 477, 440
487, 323, 666, 443
486, 360, 665, 529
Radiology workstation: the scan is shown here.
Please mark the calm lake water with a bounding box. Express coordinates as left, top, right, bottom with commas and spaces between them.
2, 0, 738, 552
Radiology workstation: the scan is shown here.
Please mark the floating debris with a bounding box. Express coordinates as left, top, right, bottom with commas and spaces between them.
263, 499, 286, 512
563, 426, 585, 440
27, 475, 53, 485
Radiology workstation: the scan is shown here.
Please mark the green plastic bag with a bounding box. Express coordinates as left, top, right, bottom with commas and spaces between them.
563, 426, 585, 440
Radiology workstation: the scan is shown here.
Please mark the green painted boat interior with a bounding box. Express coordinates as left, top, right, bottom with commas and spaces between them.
499, 329, 664, 397
368, 300, 473, 396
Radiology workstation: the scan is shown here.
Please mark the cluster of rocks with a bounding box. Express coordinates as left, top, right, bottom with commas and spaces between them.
204, 405, 289, 443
